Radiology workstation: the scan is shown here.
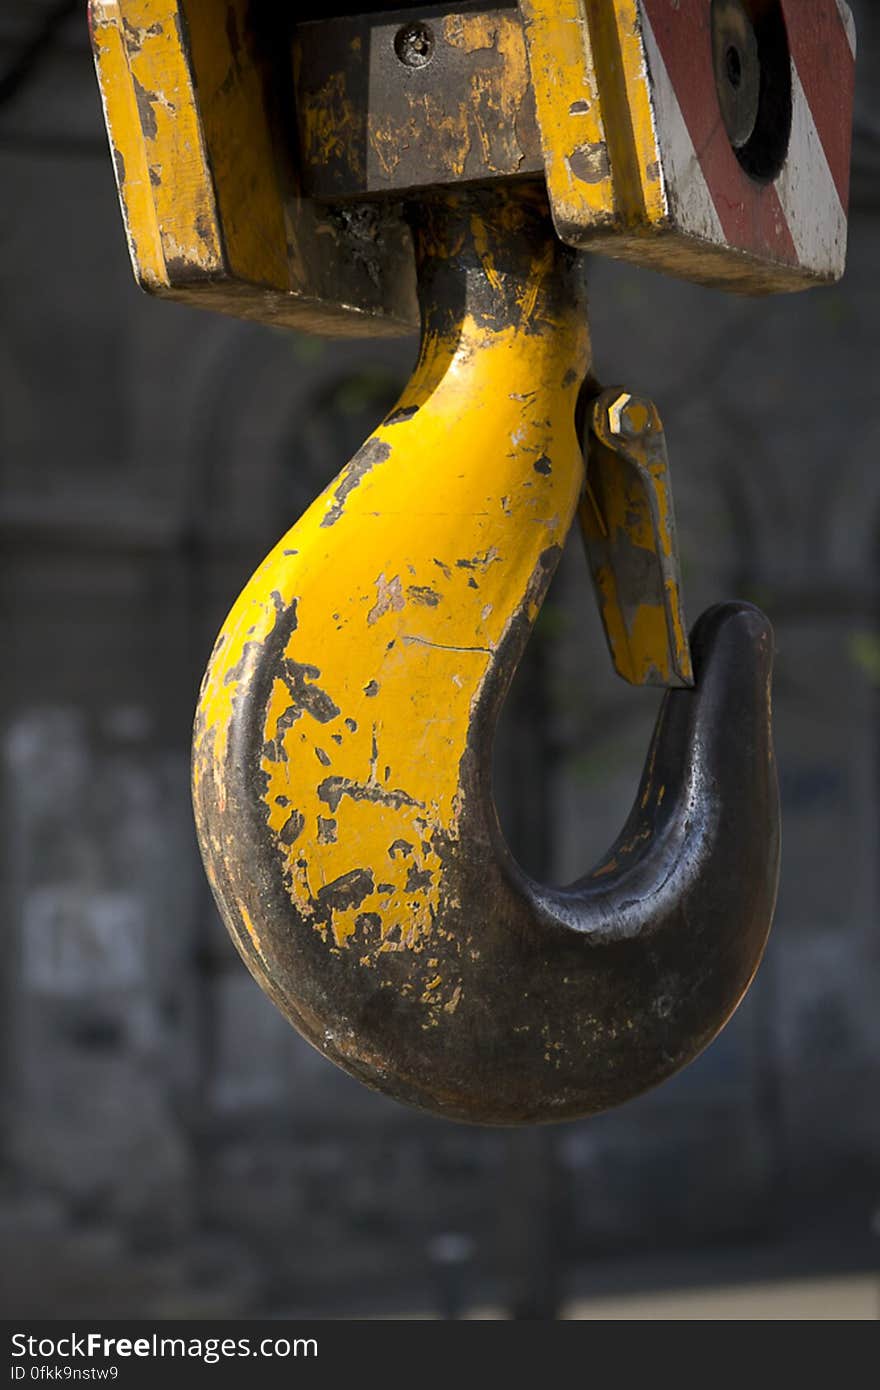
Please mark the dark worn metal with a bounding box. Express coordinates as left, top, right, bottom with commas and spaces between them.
198, 598, 780, 1124
292, 3, 542, 199
718, 0, 793, 184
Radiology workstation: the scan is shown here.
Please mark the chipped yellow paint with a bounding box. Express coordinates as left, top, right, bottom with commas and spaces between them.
194, 198, 590, 979
91, 0, 286, 287
520, 0, 667, 244
90, 0, 223, 286
89, 0, 177, 287
442, 10, 535, 175
294, 7, 538, 194
517, 0, 661, 247
366, 10, 535, 188
88, 0, 418, 335
521, 0, 849, 291
520, 0, 617, 236
583, 0, 666, 228
582, 391, 692, 687
183, 0, 291, 290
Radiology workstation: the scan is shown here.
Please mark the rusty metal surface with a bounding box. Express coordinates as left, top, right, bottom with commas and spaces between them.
582, 389, 693, 689
292, 4, 542, 199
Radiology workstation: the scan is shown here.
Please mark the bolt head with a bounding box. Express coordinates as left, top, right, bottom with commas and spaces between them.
607, 393, 651, 439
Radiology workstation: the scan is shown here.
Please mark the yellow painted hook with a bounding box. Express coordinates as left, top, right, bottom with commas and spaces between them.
193, 185, 779, 1124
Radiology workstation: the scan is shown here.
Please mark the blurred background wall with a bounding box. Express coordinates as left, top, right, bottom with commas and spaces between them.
0, 1, 878, 1318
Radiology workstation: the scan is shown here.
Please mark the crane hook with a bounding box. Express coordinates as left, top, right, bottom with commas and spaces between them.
192, 183, 780, 1124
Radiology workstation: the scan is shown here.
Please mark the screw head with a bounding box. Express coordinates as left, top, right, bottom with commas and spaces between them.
394, 22, 435, 69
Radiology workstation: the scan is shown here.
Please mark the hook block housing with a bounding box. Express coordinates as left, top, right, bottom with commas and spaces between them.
90, 1, 855, 317
521, 0, 856, 292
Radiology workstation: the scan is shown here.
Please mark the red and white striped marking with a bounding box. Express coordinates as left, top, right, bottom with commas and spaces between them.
639, 0, 855, 279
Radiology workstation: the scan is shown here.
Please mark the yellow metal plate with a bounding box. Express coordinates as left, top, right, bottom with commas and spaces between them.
88, 0, 418, 335
521, 0, 854, 293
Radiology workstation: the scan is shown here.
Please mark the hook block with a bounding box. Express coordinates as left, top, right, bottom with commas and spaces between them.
521, 0, 856, 293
